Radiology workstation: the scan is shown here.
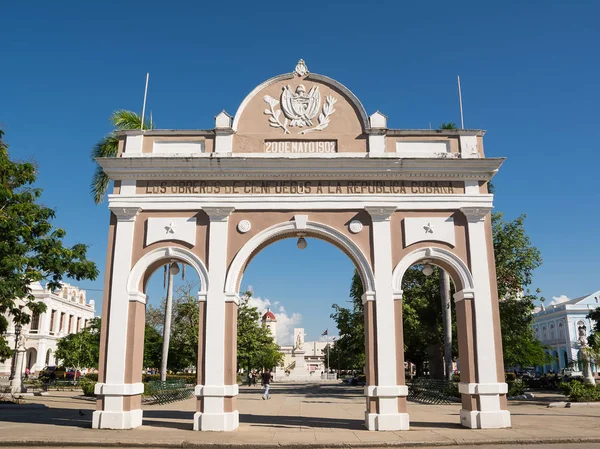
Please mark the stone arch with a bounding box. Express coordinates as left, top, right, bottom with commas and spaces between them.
127, 246, 209, 297
392, 246, 474, 294
224, 220, 375, 295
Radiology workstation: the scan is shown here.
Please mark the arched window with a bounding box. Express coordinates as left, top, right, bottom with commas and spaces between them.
79, 294, 84, 304
542, 326, 547, 340
45, 349, 52, 365
62, 288, 68, 299
534, 327, 539, 338
550, 323, 556, 340
558, 322, 564, 339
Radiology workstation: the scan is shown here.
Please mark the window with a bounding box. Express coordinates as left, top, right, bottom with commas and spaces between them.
558, 322, 564, 339
68, 315, 73, 333
550, 323, 555, 340
49, 310, 56, 334
59, 312, 65, 332
30, 311, 40, 332
83, 319, 87, 329
76, 317, 81, 333
542, 326, 547, 340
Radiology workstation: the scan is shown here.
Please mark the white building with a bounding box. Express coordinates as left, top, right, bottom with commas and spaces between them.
261, 309, 330, 380
531, 290, 600, 373
0, 282, 96, 375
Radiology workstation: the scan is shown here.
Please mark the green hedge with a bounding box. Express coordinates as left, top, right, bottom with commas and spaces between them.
560, 380, 600, 402
79, 378, 96, 397
83, 373, 98, 381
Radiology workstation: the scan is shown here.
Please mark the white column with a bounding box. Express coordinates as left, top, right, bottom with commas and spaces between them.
194, 207, 239, 431
365, 207, 409, 431
93, 207, 143, 430
460, 207, 511, 429
35, 340, 47, 372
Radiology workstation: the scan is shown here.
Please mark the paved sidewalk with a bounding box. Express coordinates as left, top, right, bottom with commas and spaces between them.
1, 383, 600, 447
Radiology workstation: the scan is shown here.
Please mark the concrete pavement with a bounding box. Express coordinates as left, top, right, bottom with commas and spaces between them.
1, 383, 600, 447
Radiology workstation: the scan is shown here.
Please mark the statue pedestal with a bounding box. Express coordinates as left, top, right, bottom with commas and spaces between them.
293, 349, 307, 369
9, 349, 26, 394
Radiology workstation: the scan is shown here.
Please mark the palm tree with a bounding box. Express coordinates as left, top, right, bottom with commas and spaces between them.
439, 122, 458, 130
90, 110, 154, 204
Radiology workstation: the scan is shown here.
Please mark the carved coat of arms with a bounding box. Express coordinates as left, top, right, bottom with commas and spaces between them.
264, 59, 337, 134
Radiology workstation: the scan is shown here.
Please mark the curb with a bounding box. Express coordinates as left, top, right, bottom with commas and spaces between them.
1, 437, 600, 448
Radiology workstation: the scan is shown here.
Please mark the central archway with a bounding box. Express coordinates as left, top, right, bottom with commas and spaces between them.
225, 220, 375, 296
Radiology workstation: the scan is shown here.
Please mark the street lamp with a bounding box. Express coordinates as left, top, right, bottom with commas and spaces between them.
9, 323, 23, 380
296, 234, 307, 250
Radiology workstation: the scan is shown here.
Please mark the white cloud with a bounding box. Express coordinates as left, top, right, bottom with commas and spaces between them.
247, 295, 301, 346
549, 295, 570, 306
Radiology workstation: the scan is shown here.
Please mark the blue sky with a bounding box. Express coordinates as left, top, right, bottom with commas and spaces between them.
2, 1, 599, 340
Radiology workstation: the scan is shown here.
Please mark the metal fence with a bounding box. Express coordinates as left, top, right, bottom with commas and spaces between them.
145, 379, 194, 405
407, 378, 455, 405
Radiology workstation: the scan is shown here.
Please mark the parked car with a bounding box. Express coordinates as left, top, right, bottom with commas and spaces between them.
559, 368, 583, 378
65, 369, 82, 380
349, 374, 366, 386
39, 365, 67, 379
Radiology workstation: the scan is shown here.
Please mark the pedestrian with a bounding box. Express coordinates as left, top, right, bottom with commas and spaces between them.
24, 367, 29, 379
252, 370, 257, 386
261, 369, 272, 400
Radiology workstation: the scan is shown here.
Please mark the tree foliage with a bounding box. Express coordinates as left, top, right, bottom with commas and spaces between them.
0, 129, 98, 362
493, 212, 551, 368
237, 291, 283, 371
329, 270, 365, 371
402, 266, 457, 377
145, 281, 199, 371
90, 110, 155, 204
55, 318, 101, 371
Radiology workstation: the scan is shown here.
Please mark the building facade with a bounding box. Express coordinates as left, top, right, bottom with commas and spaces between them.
0, 282, 96, 375
532, 290, 600, 373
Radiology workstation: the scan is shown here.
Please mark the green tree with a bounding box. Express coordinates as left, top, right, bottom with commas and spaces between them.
90, 110, 154, 204
55, 318, 101, 375
144, 324, 163, 369
0, 129, 99, 362
440, 122, 458, 130
493, 212, 552, 368
237, 291, 283, 372
402, 266, 457, 377
145, 281, 198, 372
330, 270, 366, 371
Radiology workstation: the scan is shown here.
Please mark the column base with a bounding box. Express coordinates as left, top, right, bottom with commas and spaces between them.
460, 409, 511, 429
365, 412, 410, 431
193, 411, 239, 431
92, 409, 143, 429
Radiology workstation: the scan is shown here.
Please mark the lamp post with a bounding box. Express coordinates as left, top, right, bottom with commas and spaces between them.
9, 323, 23, 380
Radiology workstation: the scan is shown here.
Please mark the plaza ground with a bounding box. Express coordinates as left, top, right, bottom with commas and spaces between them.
1, 383, 600, 447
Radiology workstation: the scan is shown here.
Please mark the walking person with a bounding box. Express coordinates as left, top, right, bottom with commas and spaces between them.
261, 369, 273, 400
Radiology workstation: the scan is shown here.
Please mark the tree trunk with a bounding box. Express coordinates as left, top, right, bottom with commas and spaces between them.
428, 342, 444, 379
160, 267, 175, 382
440, 270, 453, 380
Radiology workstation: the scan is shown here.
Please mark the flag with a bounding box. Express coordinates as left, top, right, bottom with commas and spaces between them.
322, 329, 328, 336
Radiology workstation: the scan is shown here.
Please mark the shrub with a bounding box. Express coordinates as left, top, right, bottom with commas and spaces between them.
143, 374, 196, 384
83, 373, 98, 381
559, 380, 600, 402
445, 382, 460, 398
505, 372, 517, 382
451, 374, 460, 383
507, 379, 525, 397
79, 378, 96, 397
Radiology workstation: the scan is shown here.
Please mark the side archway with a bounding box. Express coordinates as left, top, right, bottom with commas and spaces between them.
127, 246, 209, 297
224, 220, 375, 295
392, 246, 474, 295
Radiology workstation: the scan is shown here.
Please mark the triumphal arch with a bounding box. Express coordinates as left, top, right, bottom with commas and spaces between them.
93, 60, 510, 431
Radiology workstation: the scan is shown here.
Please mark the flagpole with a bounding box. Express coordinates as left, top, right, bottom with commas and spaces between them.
457, 75, 465, 129
327, 334, 330, 377
141, 73, 149, 130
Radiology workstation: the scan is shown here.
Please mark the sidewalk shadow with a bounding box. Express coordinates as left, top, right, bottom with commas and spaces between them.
0, 405, 91, 428
240, 413, 364, 430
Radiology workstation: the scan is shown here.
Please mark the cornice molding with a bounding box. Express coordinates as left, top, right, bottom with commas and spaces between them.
97, 157, 504, 182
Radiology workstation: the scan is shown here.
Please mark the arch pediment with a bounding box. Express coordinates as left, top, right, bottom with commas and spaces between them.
232, 60, 369, 153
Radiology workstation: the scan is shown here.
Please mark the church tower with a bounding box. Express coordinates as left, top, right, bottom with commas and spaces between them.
261, 308, 277, 344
